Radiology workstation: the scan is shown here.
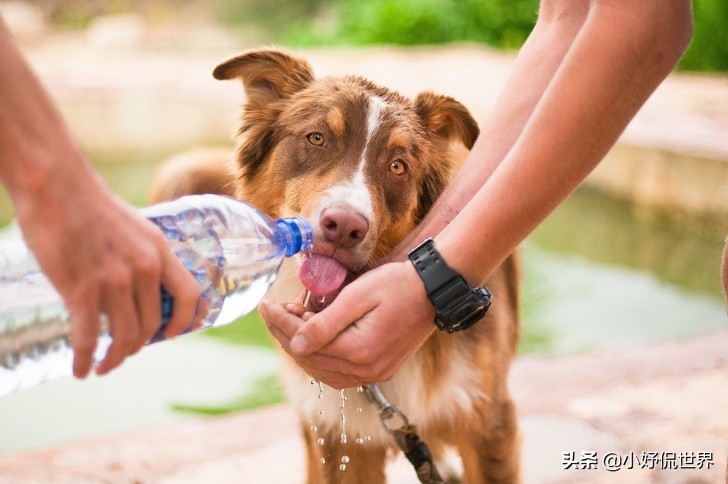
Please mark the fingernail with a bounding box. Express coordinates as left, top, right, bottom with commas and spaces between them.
290, 334, 308, 354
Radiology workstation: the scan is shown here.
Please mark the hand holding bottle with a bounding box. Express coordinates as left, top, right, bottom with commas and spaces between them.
0, 194, 312, 396
10, 164, 204, 379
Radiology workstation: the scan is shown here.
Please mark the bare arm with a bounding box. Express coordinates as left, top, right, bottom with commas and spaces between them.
262, 0, 693, 388
390, 1, 591, 260
436, 0, 694, 286
0, 18, 202, 377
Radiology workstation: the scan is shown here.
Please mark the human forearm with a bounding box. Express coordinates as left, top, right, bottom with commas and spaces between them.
0, 18, 90, 200
0, 18, 202, 377
437, 0, 693, 286
387, 1, 590, 261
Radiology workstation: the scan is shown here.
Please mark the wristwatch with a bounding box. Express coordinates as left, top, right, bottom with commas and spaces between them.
408, 238, 491, 333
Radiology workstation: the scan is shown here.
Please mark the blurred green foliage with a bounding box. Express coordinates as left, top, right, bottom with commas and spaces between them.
172, 374, 283, 415
679, 0, 728, 71
282, 0, 727, 72
284, 0, 538, 50
37, 0, 727, 72
201, 311, 275, 348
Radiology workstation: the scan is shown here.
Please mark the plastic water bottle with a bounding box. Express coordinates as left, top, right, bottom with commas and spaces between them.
0, 194, 312, 397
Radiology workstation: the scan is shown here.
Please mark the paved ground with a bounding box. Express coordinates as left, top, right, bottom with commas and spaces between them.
1, 13, 727, 484
0, 331, 725, 483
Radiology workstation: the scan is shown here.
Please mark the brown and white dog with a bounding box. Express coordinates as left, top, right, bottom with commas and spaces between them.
151, 48, 520, 483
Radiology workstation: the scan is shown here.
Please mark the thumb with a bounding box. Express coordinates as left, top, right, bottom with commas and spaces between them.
290, 285, 374, 355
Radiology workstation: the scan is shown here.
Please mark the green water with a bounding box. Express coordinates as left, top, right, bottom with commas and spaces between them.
521, 186, 727, 354
529, 186, 726, 298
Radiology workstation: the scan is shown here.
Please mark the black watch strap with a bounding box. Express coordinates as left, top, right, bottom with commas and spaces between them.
408, 238, 491, 333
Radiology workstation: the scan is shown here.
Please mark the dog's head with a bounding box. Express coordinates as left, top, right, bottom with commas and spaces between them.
214, 48, 478, 298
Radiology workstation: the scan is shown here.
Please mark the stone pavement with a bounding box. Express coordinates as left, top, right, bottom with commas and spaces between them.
0, 331, 725, 483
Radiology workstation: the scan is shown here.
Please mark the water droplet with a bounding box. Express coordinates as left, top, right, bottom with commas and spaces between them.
303, 290, 312, 308
339, 464, 347, 471
365, 435, 372, 441
319, 409, 325, 415
356, 407, 362, 413
341, 456, 350, 463
320, 458, 326, 464
355, 438, 364, 445
310, 379, 315, 385
317, 438, 324, 445
356, 386, 364, 392
311, 426, 317, 432
318, 295, 326, 305
339, 389, 347, 445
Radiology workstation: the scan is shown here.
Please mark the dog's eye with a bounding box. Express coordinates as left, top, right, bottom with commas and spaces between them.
389, 160, 407, 175
307, 133, 325, 146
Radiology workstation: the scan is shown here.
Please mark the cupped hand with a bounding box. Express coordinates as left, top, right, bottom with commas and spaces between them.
259, 261, 435, 389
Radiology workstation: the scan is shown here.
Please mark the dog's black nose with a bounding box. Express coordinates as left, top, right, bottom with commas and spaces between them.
320, 207, 369, 249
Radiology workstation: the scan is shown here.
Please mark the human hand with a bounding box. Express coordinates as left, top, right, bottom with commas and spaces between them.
260, 261, 435, 389
13, 166, 203, 379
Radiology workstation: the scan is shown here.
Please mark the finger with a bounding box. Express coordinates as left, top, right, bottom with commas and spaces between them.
68, 288, 100, 379
159, 249, 201, 339
133, 256, 162, 346
265, 322, 292, 352
96, 274, 139, 375
265, 320, 339, 366
289, 284, 375, 355
284, 305, 315, 322
259, 300, 305, 339
269, 326, 355, 388
190, 296, 209, 331
285, 303, 308, 317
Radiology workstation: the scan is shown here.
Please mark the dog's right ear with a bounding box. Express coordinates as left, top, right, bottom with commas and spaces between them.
213, 49, 314, 105
414, 92, 479, 150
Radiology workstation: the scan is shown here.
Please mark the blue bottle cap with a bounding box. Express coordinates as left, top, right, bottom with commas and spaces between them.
276, 217, 314, 257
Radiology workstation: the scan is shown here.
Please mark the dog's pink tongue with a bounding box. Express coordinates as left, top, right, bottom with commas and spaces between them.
299, 254, 348, 296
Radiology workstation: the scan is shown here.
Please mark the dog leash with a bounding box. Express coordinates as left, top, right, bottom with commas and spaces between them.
363, 384, 445, 483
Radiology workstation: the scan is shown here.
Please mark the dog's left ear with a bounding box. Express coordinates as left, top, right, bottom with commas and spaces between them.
414, 92, 479, 149
212, 49, 314, 184
213, 49, 315, 105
